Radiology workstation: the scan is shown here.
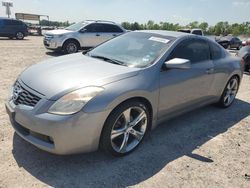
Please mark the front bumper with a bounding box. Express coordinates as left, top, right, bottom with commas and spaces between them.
43, 39, 62, 50
5, 98, 110, 155
43, 36, 64, 50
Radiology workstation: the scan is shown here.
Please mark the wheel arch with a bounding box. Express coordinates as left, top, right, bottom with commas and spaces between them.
229, 72, 241, 85
219, 73, 241, 97
98, 96, 154, 150
62, 38, 81, 49
113, 97, 153, 121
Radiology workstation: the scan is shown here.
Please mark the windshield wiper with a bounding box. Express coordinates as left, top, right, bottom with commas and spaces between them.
90, 55, 125, 66
82, 48, 94, 55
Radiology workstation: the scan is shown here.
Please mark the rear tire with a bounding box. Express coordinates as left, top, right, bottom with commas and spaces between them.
63, 40, 79, 54
16, 32, 24, 40
100, 101, 150, 157
217, 76, 239, 108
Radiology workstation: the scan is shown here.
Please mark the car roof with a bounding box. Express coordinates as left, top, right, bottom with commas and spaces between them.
0, 17, 21, 21
83, 20, 117, 25
136, 30, 192, 38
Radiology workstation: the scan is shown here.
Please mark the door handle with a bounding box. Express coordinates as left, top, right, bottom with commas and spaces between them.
206, 68, 214, 74
96, 34, 100, 36
113, 34, 117, 37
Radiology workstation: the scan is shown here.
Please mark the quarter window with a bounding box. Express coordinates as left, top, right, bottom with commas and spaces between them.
102, 24, 123, 33
209, 42, 224, 60
170, 39, 210, 63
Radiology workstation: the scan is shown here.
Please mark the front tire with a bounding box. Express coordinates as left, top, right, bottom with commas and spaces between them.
100, 101, 150, 157
16, 32, 24, 40
217, 76, 239, 108
63, 40, 79, 54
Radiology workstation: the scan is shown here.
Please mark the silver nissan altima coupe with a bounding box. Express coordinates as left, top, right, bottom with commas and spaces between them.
6, 30, 243, 156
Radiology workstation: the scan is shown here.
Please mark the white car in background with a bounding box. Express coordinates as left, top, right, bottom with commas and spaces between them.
178, 28, 204, 36
44, 20, 126, 54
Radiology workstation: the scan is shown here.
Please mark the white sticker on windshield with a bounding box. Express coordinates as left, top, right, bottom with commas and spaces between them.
149, 37, 170, 44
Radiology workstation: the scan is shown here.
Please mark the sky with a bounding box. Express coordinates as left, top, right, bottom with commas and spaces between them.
0, 0, 250, 25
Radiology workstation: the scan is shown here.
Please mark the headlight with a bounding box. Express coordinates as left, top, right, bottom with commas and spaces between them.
48, 87, 104, 115
55, 34, 64, 38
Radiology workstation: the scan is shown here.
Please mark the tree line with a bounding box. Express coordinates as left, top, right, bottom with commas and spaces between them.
121, 21, 250, 36
40, 19, 71, 27
38, 19, 250, 36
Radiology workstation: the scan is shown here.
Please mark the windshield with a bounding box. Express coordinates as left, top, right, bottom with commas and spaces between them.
65, 21, 88, 31
88, 32, 175, 68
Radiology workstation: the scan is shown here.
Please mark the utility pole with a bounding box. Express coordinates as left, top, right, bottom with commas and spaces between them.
2, 1, 13, 18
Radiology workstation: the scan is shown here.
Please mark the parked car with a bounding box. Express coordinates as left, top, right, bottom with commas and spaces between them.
237, 46, 250, 72
0, 17, 28, 40
217, 36, 242, 50
178, 28, 204, 36
6, 31, 243, 156
44, 20, 126, 54
242, 38, 250, 46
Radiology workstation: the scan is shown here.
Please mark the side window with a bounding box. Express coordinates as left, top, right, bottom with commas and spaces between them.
235, 38, 240, 42
85, 23, 103, 33
13, 20, 23, 25
102, 24, 123, 33
170, 39, 210, 63
209, 42, 224, 60
2, 20, 22, 26
4, 20, 12, 26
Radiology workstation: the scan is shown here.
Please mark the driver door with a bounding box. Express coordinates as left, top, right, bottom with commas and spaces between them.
158, 38, 215, 119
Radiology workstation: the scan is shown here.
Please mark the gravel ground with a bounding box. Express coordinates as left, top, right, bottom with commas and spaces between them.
0, 36, 250, 188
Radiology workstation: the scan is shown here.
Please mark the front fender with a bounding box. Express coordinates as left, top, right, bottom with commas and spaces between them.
83, 73, 160, 127
62, 37, 81, 46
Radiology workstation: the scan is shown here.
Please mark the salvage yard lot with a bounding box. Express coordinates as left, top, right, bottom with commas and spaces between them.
0, 36, 250, 188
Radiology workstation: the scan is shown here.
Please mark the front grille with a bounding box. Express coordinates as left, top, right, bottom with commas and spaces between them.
13, 82, 41, 107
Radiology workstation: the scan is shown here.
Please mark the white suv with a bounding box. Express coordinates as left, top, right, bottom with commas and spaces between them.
44, 20, 126, 54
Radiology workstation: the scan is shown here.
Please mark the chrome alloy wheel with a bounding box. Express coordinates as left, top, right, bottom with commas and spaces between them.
110, 106, 148, 154
223, 77, 238, 106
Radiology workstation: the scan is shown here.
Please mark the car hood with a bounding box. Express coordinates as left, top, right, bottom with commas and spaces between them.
20, 53, 140, 100
45, 29, 74, 35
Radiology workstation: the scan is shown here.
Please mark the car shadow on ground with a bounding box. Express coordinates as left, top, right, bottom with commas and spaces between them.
45, 51, 65, 57
12, 99, 250, 187
0, 38, 29, 41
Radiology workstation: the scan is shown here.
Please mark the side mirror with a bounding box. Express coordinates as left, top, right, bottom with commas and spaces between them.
164, 58, 191, 69
79, 28, 87, 33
